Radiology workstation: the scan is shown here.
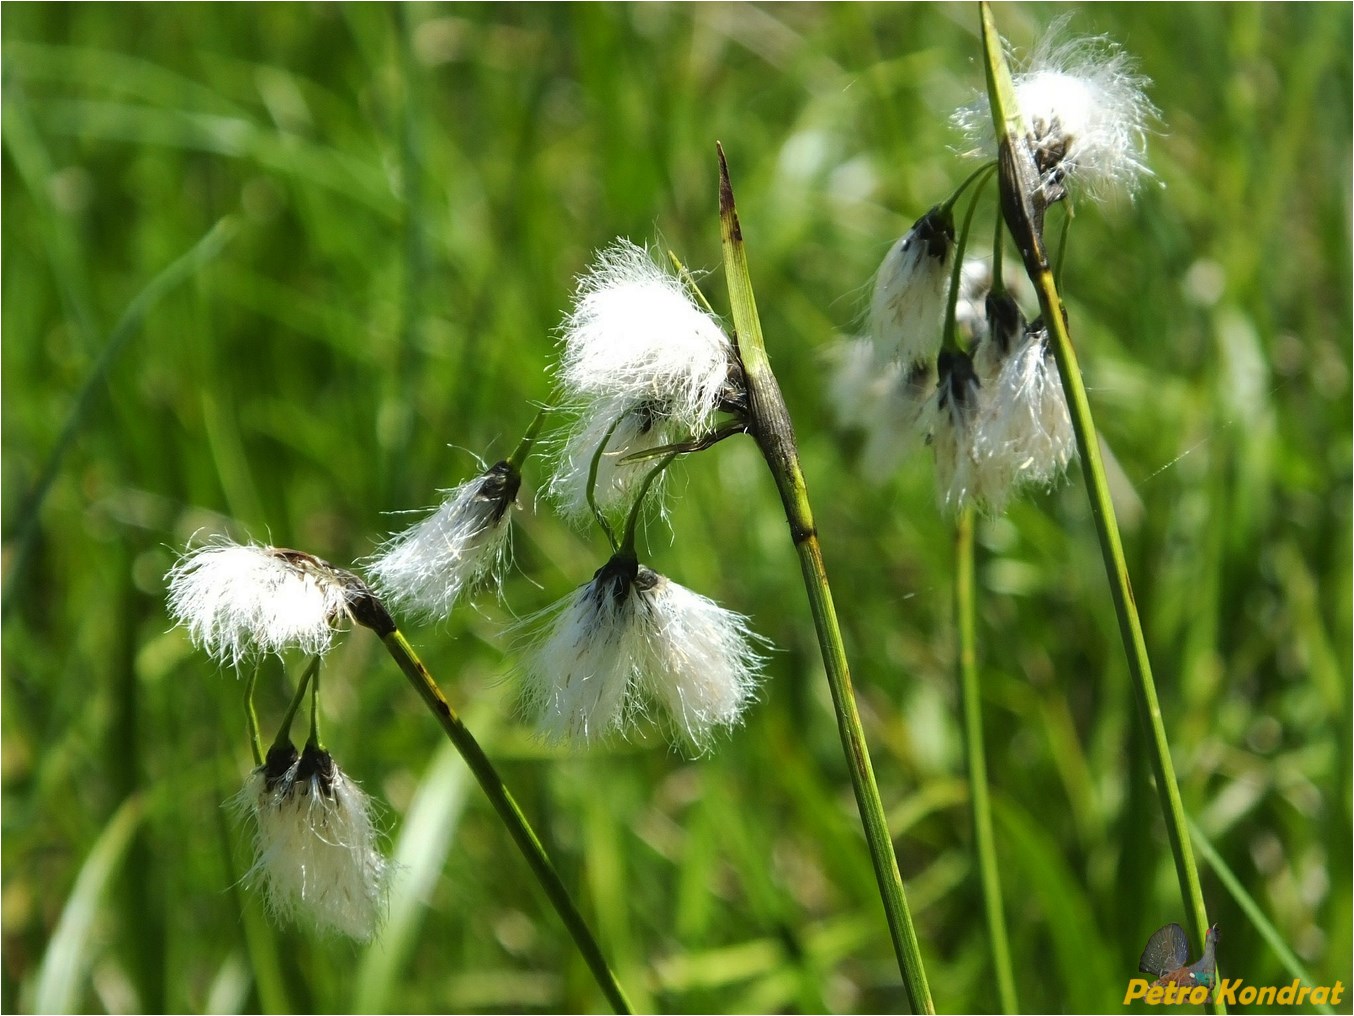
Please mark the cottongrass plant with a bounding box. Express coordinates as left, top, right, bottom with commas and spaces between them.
165, 532, 632, 1008
834, 254, 1074, 512
953, 22, 1160, 203
868, 205, 955, 370
824, 7, 1212, 1009
372, 146, 935, 1003
169, 543, 395, 939
158, 12, 1195, 1011
823, 9, 1214, 1010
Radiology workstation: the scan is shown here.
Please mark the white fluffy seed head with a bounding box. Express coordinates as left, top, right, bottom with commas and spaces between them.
867, 206, 955, 368
952, 30, 1159, 203
517, 557, 651, 744
517, 556, 765, 754
634, 572, 764, 752
972, 290, 1028, 382
974, 323, 1076, 494
928, 350, 1001, 512
234, 744, 391, 942
558, 239, 735, 434
368, 461, 520, 620
166, 541, 355, 667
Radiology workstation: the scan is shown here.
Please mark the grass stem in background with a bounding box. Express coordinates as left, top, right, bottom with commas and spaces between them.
717, 143, 935, 1014
978, 2, 1215, 996
374, 625, 633, 1014
2, 217, 235, 616
955, 508, 1019, 1012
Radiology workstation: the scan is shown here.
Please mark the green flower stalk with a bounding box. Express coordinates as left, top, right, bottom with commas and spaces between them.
955, 509, 1019, 1012
717, 144, 935, 1014
977, 0, 1213, 981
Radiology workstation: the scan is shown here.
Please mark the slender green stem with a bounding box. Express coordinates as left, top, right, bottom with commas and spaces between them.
244, 661, 263, 766
943, 166, 997, 352
667, 251, 720, 318
586, 413, 627, 551
955, 509, 1019, 1012
507, 406, 551, 472
978, 0, 1214, 983
617, 450, 680, 559
375, 626, 633, 1014
716, 143, 934, 1013
306, 659, 323, 750
270, 657, 321, 752
941, 161, 1000, 217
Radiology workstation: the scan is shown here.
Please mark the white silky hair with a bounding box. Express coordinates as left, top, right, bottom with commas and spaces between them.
167, 541, 350, 667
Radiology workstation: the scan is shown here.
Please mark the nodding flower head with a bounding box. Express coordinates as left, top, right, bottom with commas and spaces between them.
557, 239, 739, 434
921, 313, 1076, 514
974, 319, 1076, 495
953, 29, 1159, 203
518, 553, 766, 754
868, 206, 955, 368
368, 460, 521, 620
167, 541, 367, 667
928, 349, 991, 510
235, 742, 391, 941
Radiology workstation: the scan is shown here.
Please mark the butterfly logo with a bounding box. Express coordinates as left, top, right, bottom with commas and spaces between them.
1138, 922, 1220, 996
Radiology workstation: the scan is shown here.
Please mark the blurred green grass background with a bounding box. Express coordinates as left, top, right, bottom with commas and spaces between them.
3, 3, 1350, 1013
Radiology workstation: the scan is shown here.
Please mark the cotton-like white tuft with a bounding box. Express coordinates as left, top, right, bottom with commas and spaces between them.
973, 323, 1076, 494
952, 30, 1159, 202
927, 350, 995, 511
167, 542, 354, 667
558, 239, 735, 434
867, 207, 954, 368
517, 555, 765, 753
235, 744, 391, 941
635, 572, 764, 751
369, 460, 520, 620
517, 556, 650, 744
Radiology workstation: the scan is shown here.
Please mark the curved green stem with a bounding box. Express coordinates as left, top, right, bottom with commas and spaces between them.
717, 143, 934, 1013
305, 659, 323, 751
507, 406, 550, 473
375, 626, 633, 1014
244, 661, 263, 766
586, 413, 627, 551
955, 509, 1019, 1012
271, 656, 320, 752
617, 450, 680, 559
943, 165, 997, 352
667, 251, 720, 318
941, 161, 1000, 217
978, 1, 1214, 993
